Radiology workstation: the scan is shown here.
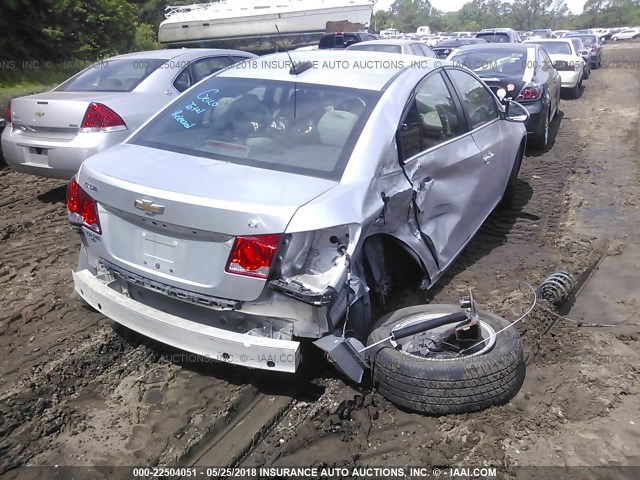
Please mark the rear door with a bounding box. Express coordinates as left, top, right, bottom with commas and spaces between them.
395, 70, 484, 271
445, 68, 511, 217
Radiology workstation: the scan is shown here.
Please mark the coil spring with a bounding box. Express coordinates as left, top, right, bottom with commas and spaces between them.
537, 270, 576, 305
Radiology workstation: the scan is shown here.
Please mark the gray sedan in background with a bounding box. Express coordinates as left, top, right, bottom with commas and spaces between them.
346, 39, 437, 57
1, 48, 256, 179
68, 50, 528, 380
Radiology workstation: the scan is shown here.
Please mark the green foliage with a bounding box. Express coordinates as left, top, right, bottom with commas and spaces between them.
375, 0, 640, 32
132, 23, 161, 51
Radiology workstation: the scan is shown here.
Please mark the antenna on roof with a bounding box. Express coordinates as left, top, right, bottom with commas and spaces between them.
275, 25, 300, 75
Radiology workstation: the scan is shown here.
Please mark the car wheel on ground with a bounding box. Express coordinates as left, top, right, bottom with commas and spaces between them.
572, 78, 583, 99
367, 304, 526, 415
530, 106, 551, 150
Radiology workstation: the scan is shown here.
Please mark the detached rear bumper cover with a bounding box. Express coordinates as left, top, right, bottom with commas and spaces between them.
72, 269, 300, 372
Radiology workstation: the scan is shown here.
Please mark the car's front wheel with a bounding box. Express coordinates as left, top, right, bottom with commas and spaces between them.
367, 304, 526, 415
499, 141, 524, 209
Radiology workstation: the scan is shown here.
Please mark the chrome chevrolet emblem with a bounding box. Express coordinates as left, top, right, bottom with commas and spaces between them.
134, 199, 165, 215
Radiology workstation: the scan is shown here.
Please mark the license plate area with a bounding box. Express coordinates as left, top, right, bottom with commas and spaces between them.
142, 231, 179, 274
24, 146, 49, 166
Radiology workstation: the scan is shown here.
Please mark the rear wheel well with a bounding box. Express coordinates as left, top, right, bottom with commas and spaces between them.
361, 234, 426, 309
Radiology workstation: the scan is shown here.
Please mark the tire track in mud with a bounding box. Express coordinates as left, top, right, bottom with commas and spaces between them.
0, 170, 268, 476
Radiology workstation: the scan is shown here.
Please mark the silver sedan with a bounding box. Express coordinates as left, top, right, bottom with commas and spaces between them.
1, 49, 256, 179
346, 39, 437, 57
69, 50, 527, 374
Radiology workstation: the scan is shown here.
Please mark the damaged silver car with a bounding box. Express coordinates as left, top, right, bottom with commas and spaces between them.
69, 50, 528, 412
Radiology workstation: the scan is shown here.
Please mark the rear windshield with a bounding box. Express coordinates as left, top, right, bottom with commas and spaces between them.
319, 34, 360, 49
570, 34, 597, 45
532, 30, 550, 37
540, 42, 572, 55
349, 44, 402, 54
450, 50, 526, 76
130, 77, 380, 181
475, 32, 511, 43
56, 59, 166, 92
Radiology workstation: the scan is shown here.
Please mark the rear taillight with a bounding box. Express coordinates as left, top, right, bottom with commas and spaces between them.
5, 101, 11, 123
80, 103, 126, 132
516, 86, 542, 101
67, 177, 101, 234
225, 234, 282, 279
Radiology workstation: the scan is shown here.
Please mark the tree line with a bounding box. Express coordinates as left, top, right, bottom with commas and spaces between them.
0, 0, 187, 65
374, 0, 640, 34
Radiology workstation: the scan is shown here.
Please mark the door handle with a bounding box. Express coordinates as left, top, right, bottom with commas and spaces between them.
482, 152, 495, 164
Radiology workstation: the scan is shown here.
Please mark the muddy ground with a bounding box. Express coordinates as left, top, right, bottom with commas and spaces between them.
1, 43, 639, 480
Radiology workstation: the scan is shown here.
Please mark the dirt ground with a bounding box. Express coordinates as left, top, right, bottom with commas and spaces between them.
1, 43, 639, 480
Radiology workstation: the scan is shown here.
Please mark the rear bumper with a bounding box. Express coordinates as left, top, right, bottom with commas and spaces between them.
1, 126, 128, 179
558, 70, 581, 88
72, 268, 301, 373
522, 101, 546, 136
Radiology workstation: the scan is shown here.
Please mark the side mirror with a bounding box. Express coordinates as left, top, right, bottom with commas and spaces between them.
504, 100, 529, 123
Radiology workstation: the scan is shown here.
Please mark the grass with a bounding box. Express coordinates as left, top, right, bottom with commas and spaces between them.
0, 66, 83, 117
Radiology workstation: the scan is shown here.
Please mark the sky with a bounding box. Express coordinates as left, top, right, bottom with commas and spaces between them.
373, 0, 586, 15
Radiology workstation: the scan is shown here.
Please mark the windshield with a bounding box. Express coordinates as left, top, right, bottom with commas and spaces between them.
450, 50, 526, 76
349, 44, 402, 54
476, 32, 511, 43
130, 77, 380, 181
56, 59, 166, 92
540, 42, 572, 55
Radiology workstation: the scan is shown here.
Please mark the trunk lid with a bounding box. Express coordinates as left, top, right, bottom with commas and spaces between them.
77, 144, 337, 301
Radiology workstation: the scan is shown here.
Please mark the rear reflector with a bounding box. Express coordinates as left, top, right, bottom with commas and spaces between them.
226, 234, 282, 279
67, 177, 101, 234
80, 103, 126, 132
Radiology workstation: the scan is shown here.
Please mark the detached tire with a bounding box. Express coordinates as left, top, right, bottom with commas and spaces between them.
367, 305, 525, 415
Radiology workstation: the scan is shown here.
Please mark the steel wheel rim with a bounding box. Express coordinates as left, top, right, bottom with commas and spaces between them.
389, 312, 497, 362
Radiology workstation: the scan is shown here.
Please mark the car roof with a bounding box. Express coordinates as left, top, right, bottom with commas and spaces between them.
524, 38, 571, 43
108, 48, 255, 61
349, 39, 421, 46
435, 38, 486, 46
455, 43, 532, 52
218, 50, 445, 91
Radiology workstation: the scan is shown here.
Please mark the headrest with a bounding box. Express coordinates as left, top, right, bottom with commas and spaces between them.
317, 109, 358, 147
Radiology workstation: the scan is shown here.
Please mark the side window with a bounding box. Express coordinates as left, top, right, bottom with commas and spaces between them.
419, 44, 437, 57
410, 43, 424, 56
447, 69, 499, 130
191, 56, 232, 83
539, 49, 552, 71
173, 68, 192, 93
232, 55, 251, 64
398, 72, 463, 161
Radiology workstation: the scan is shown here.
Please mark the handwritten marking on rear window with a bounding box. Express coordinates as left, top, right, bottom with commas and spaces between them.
171, 110, 195, 129
197, 89, 220, 107
185, 101, 205, 114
